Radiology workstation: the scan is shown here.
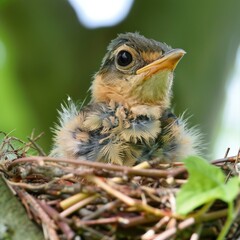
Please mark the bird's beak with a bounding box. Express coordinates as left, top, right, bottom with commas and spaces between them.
136, 49, 186, 78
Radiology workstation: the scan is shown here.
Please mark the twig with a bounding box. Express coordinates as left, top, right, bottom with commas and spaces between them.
77, 216, 120, 226
224, 148, 230, 158
152, 218, 195, 240
225, 149, 240, 182
79, 224, 112, 239
38, 200, 75, 240
27, 136, 46, 156
60, 195, 98, 218
89, 176, 174, 218
142, 216, 170, 240
211, 155, 240, 164
60, 193, 89, 210
8, 156, 186, 178
152, 227, 177, 240
15, 187, 59, 240
82, 200, 120, 220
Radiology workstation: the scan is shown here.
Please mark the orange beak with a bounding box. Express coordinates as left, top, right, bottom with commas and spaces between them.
136, 49, 186, 78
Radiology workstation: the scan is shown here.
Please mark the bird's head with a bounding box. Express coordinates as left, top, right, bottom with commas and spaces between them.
91, 32, 185, 109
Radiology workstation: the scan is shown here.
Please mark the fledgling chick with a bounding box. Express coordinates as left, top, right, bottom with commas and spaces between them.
51, 32, 200, 166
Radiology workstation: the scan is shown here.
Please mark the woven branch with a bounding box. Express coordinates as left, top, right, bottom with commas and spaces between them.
0, 132, 239, 240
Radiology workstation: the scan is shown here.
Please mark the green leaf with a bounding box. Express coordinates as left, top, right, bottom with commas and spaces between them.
176, 156, 239, 215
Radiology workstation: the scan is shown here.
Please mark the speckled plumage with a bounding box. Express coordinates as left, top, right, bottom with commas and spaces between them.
51, 33, 200, 165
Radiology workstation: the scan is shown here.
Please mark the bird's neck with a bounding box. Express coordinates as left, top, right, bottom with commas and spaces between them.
127, 70, 173, 107
91, 73, 172, 116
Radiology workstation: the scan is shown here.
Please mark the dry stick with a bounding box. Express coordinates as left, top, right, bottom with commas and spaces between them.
79, 214, 157, 227
15, 187, 34, 220
19, 132, 45, 153
143, 189, 163, 202
152, 218, 195, 240
5, 170, 78, 191
79, 225, 111, 240
78, 216, 120, 226
152, 227, 177, 240
89, 176, 174, 218
60, 193, 89, 210
15, 187, 59, 240
74, 217, 112, 239
0, 133, 24, 151
120, 214, 158, 228
142, 216, 170, 240
225, 149, 240, 182
5, 176, 69, 191
27, 136, 46, 156
178, 217, 195, 229
150, 208, 229, 240
82, 200, 120, 220
0, 137, 23, 159
60, 195, 98, 218
38, 200, 75, 240
153, 216, 171, 230
89, 176, 135, 206
8, 156, 186, 178
211, 155, 240, 164
224, 148, 230, 158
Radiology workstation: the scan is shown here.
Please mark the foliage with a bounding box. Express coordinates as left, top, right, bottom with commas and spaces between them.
176, 156, 239, 240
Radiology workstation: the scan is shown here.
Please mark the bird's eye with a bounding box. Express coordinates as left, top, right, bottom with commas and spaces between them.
117, 50, 133, 67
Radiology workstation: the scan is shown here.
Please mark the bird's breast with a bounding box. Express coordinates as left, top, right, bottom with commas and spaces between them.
61, 103, 165, 165
52, 101, 194, 166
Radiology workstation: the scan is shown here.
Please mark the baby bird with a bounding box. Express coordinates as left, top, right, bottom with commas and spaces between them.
51, 32, 199, 166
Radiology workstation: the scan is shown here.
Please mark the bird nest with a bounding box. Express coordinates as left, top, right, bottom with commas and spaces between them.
0, 131, 239, 240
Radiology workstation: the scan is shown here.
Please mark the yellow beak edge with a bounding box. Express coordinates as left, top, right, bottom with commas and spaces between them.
136, 49, 186, 77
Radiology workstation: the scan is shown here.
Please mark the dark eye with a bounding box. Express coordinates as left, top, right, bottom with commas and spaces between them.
117, 50, 133, 67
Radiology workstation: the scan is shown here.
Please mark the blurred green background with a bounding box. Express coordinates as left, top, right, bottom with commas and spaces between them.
0, 0, 239, 158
